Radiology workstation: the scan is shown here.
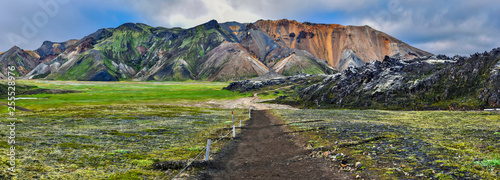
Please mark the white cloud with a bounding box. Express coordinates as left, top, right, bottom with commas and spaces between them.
128, 0, 379, 28
351, 1, 500, 55
227, 0, 376, 18
129, 0, 262, 28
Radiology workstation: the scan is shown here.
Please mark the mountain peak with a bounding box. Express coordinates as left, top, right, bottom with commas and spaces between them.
41, 41, 53, 45
115, 22, 150, 32
7, 45, 22, 52
203, 19, 219, 29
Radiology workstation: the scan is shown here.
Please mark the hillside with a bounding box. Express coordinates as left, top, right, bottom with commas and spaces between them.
1, 19, 431, 81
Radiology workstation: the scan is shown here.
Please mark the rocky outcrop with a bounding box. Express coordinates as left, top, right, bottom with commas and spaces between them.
224, 73, 318, 92
286, 48, 500, 109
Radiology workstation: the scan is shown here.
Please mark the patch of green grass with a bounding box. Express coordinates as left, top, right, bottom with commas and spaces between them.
187, 146, 204, 151
115, 149, 129, 154
476, 156, 500, 168
258, 90, 287, 100
0, 141, 10, 148
131, 159, 154, 168
108, 169, 146, 180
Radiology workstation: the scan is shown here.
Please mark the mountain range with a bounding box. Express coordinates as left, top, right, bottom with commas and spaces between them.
0, 19, 432, 81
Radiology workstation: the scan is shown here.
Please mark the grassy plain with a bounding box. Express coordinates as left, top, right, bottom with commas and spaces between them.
0, 80, 250, 179
273, 109, 500, 179
1, 80, 249, 113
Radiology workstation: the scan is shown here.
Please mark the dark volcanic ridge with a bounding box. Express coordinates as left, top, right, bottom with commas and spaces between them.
226, 47, 500, 109
1, 19, 431, 81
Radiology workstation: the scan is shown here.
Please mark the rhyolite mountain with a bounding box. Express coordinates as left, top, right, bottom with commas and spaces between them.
0, 19, 432, 81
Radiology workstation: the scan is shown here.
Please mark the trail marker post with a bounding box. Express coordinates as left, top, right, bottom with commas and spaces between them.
232, 111, 236, 138
232, 125, 236, 138
205, 139, 211, 161
249, 107, 251, 118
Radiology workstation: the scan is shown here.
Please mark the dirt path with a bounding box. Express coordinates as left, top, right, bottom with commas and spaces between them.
215, 86, 297, 110
198, 110, 350, 179
222, 92, 294, 110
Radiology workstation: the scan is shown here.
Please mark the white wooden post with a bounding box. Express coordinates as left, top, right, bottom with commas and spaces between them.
232, 125, 236, 138
239, 119, 241, 127
205, 139, 211, 161
249, 107, 251, 118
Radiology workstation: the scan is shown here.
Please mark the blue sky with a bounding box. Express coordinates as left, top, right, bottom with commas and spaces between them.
1, 0, 499, 56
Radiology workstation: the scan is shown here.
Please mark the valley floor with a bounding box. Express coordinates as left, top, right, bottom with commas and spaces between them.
0, 80, 498, 179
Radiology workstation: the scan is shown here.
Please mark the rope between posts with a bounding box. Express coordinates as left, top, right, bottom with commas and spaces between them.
171, 126, 234, 179
171, 146, 206, 179
213, 129, 233, 144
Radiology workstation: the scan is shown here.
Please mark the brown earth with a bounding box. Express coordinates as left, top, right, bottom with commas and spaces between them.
197, 110, 351, 179
215, 92, 296, 110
